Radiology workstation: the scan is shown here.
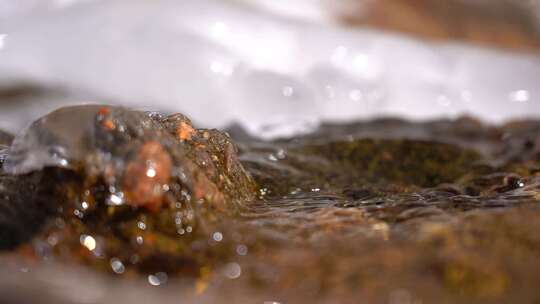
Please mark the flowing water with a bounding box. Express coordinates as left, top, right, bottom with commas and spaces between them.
2, 106, 540, 303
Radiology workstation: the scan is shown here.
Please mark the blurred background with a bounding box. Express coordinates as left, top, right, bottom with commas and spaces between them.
1, 0, 540, 138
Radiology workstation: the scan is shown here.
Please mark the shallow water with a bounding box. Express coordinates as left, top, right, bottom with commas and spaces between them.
2, 0, 540, 138
2, 106, 540, 303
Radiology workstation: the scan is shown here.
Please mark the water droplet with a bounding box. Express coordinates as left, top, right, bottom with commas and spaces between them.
236, 244, 248, 256
148, 272, 168, 286
212, 232, 223, 242
80, 235, 96, 251
110, 258, 125, 274
106, 193, 124, 206
73, 209, 84, 218
146, 168, 156, 178
223, 262, 242, 279
174, 216, 182, 225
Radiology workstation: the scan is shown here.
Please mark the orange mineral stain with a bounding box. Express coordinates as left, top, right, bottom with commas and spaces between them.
176, 121, 195, 141
123, 141, 172, 211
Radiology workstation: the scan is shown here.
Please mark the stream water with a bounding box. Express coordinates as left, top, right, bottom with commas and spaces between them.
1, 106, 540, 303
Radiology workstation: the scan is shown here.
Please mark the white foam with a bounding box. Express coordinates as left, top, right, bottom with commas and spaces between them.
0, 0, 539, 138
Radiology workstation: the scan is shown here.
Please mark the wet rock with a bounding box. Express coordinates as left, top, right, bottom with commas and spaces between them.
0, 105, 257, 275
